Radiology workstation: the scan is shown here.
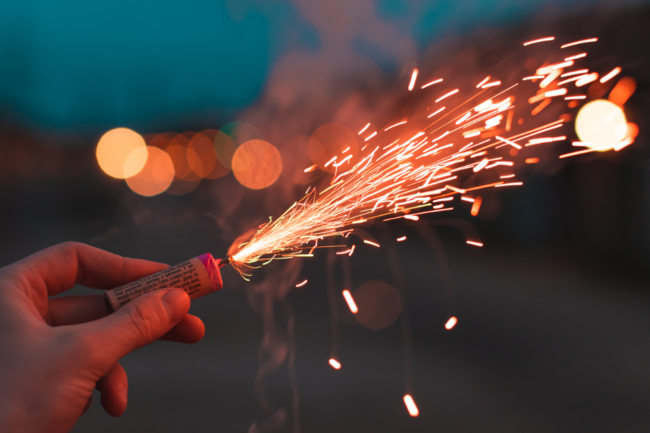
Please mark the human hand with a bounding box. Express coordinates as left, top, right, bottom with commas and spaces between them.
0, 242, 205, 433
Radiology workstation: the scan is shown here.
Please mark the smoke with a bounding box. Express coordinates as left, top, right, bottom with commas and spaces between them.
214, 2, 649, 431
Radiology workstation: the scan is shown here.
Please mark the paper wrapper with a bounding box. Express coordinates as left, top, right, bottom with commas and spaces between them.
104, 253, 224, 312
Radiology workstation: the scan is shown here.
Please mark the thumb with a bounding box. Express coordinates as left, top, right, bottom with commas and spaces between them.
85, 289, 190, 364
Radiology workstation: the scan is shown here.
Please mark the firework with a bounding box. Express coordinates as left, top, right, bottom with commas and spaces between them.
104, 253, 224, 312
226, 36, 637, 280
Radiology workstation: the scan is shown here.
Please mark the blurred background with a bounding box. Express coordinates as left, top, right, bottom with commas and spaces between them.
1, 0, 649, 432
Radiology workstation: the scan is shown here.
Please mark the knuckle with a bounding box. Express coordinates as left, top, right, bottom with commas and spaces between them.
127, 301, 164, 344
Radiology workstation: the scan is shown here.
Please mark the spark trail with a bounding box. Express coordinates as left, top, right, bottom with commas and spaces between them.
227, 37, 636, 279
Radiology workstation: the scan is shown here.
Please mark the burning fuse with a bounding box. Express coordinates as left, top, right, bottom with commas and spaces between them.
104, 253, 225, 312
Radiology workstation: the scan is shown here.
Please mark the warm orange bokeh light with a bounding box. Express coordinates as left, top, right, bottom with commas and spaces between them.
166, 134, 201, 181
215, 122, 263, 169
125, 147, 175, 196
609, 77, 636, 106
187, 132, 218, 178
96, 127, 147, 179
197, 130, 230, 179
232, 140, 283, 189
308, 123, 360, 173
353, 280, 402, 330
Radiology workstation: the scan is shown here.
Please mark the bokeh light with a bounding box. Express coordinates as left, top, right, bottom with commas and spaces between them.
232, 139, 283, 190
609, 77, 636, 106
166, 134, 201, 181
215, 121, 263, 169
187, 132, 218, 178
308, 123, 360, 173
96, 127, 147, 179
353, 280, 402, 330
125, 146, 175, 196
575, 100, 627, 150
197, 130, 230, 179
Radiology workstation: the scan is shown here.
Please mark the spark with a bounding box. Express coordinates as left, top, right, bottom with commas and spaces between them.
403, 395, 419, 417
428, 107, 446, 118
527, 136, 566, 145
385, 121, 408, 131
561, 38, 598, 48
545, 88, 567, 98
564, 53, 587, 61
561, 69, 589, 77
481, 81, 501, 89
523, 75, 544, 80
476, 76, 491, 88
436, 89, 459, 103
296, 280, 308, 288
365, 131, 378, 141
445, 316, 458, 329
600, 67, 621, 83
470, 197, 482, 216
456, 112, 472, 124
349, 245, 356, 256
397, 236, 407, 241
495, 136, 522, 149
342, 290, 358, 313
422, 78, 443, 89
466, 241, 483, 247
495, 182, 523, 187
225, 39, 634, 278
576, 72, 599, 87
523, 36, 555, 46
559, 148, 597, 158
408, 68, 419, 91
329, 358, 341, 369
536, 61, 574, 75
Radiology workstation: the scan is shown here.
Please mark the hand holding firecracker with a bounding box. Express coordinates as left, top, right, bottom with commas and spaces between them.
0, 242, 212, 433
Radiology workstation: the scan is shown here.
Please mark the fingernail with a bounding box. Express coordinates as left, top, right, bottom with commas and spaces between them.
119, 386, 128, 405
162, 290, 190, 322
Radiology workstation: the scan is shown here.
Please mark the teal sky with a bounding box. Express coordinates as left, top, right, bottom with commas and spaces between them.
0, 0, 642, 133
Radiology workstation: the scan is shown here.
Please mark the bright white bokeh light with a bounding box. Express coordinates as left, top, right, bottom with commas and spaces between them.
575, 100, 627, 151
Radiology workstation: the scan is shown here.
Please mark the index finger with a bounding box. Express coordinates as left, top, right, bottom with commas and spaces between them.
4, 242, 168, 297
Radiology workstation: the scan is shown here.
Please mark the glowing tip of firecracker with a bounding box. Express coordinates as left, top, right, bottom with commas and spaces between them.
403, 395, 419, 417
329, 358, 341, 369
445, 316, 458, 330
296, 279, 308, 288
